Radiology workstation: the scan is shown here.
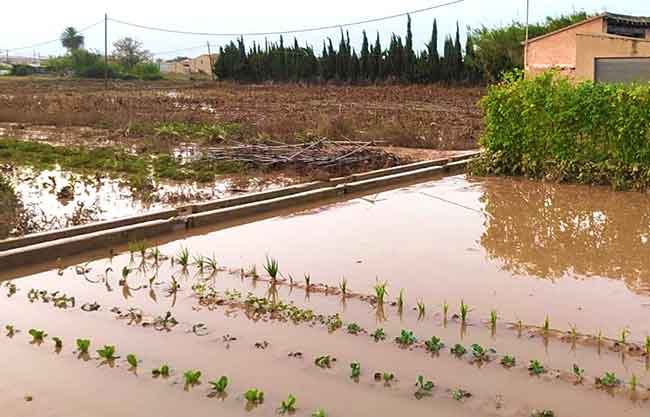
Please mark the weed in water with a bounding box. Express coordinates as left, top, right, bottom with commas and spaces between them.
425, 336, 445, 353
28, 329, 47, 343
383, 372, 395, 383
416, 375, 434, 394
152, 364, 170, 377
347, 323, 363, 335
205, 254, 219, 272
97, 345, 119, 361
531, 410, 555, 417
278, 394, 297, 414
374, 280, 388, 304
183, 370, 202, 387
452, 388, 471, 401
572, 364, 585, 383
339, 278, 348, 296
451, 344, 467, 357
264, 256, 279, 282
127, 354, 138, 368
193, 255, 207, 273
312, 409, 326, 417
350, 362, 361, 379
597, 372, 621, 388
416, 300, 426, 318
501, 355, 516, 368
371, 328, 386, 341
528, 360, 546, 376
52, 337, 63, 350
76, 338, 90, 353
315, 355, 334, 368
244, 388, 264, 403
568, 323, 578, 342
395, 329, 417, 346
176, 246, 190, 268
470, 344, 490, 361
397, 289, 405, 312
542, 316, 550, 334
209, 376, 229, 393
460, 300, 470, 323
630, 374, 638, 391
304, 274, 311, 290
645, 336, 650, 355
325, 314, 343, 332
620, 328, 630, 344
490, 310, 498, 329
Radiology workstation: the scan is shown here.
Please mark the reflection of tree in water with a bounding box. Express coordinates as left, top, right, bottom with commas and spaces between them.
479, 178, 650, 295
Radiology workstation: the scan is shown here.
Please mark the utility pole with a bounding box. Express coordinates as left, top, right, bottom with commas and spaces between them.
104, 13, 108, 89
206, 41, 215, 81
523, 0, 530, 74
6, 49, 9, 64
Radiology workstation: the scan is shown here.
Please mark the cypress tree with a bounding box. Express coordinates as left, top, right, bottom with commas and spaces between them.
373, 32, 382, 81
360, 30, 370, 80
427, 19, 440, 82
453, 22, 463, 81
405, 14, 416, 82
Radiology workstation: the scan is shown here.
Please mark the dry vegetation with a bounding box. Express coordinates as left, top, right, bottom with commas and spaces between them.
0, 78, 483, 150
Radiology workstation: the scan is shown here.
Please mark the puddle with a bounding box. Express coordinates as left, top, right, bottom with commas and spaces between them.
2, 174, 650, 417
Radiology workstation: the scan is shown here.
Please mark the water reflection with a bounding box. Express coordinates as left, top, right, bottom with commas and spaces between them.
479, 178, 650, 294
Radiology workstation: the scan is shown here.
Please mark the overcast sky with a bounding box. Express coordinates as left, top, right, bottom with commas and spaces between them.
2, 0, 648, 59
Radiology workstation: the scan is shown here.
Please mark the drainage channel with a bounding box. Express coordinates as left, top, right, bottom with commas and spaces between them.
0, 152, 479, 272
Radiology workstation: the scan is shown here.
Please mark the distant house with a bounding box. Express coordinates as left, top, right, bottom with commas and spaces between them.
160, 54, 218, 75
525, 13, 650, 82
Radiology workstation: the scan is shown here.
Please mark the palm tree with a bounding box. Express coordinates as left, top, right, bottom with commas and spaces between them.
60, 27, 84, 52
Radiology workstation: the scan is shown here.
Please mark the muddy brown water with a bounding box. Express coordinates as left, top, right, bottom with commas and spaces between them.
1, 175, 650, 416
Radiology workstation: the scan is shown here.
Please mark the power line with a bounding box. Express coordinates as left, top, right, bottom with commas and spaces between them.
108, 0, 465, 37
5, 21, 103, 52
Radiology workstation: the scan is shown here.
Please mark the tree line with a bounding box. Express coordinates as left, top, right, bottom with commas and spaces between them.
216, 16, 481, 84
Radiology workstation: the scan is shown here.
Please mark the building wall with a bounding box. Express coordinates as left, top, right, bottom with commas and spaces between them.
189, 54, 217, 74
526, 17, 605, 78
575, 33, 650, 80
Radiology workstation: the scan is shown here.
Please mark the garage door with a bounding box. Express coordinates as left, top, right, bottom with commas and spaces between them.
595, 57, 650, 83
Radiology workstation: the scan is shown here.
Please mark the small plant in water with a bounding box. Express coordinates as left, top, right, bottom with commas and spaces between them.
5, 324, 16, 337
451, 344, 467, 357
350, 362, 361, 379
304, 274, 311, 289
374, 280, 388, 304
501, 355, 516, 368
127, 354, 138, 368
531, 410, 555, 417
416, 300, 426, 317
176, 246, 190, 268
645, 336, 650, 355
372, 328, 386, 341
209, 376, 229, 393
452, 388, 471, 401
425, 336, 445, 353
382, 372, 395, 383
528, 360, 546, 376
264, 256, 279, 281
312, 409, 326, 417
347, 323, 363, 335
597, 372, 621, 388
395, 329, 417, 346
620, 328, 630, 344
97, 345, 119, 360
244, 388, 264, 403
630, 374, 638, 391
52, 337, 63, 350
152, 364, 170, 377
470, 344, 490, 361
339, 278, 348, 296
443, 301, 449, 321
490, 310, 498, 329
279, 394, 297, 414
28, 329, 47, 343
183, 370, 202, 386
397, 289, 405, 312
568, 323, 578, 342
315, 355, 333, 368
542, 316, 550, 334
416, 375, 434, 394
460, 300, 470, 323
76, 338, 90, 353
572, 364, 585, 383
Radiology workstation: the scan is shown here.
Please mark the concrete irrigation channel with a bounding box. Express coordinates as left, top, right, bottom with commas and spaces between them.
0, 152, 479, 272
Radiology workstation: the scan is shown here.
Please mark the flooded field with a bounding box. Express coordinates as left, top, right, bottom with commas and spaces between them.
2, 175, 650, 417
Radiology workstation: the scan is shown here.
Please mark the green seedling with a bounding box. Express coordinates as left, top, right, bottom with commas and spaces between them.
451, 344, 467, 357
312, 409, 326, 417
205, 254, 219, 271
209, 376, 229, 393
244, 388, 264, 403
371, 328, 386, 341
347, 323, 363, 335
304, 274, 311, 289
645, 336, 650, 355
597, 372, 621, 388
183, 370, 202, 386
315, 355, 333, 368
52, 337, 63, 350
264, 256, 279, 281
28, 329, 47, 343
350, 362, 361, 379
152, 364, 170, 377
325, 314, 342, 332
339, 278, 348, 296
279, 394, 297, 414
460, 300, 470, 323
149, 247, 163, 264
416, 300, 426, 317
630, 374, 638, 391
568, 323, 578, 342
443, 301, 449, 321
425, 336, 445, 353
374, 280, 388, 304
176, 246, 190, 268
395, 329, 417, 346
501, 355, 516, 368
452, 388, 471, 401
97, 345, 118, 360
542, 316, 550, 334
416, 375, 434, 393
76, 338, 90, 353
121, 266, 132, 280
528, 360, 546, 376
620, 328, 630, 344
572, 364, 585, 383
193, 255, 207, 272
470, 344, 489, 361
489, 310, 498, 329
383, 372, 395, 383
531, 410, 555, 417
397, 289, 405, 312
127, 354, 138, 368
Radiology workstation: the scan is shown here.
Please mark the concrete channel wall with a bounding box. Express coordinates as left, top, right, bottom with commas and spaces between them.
0, 152, 479, 271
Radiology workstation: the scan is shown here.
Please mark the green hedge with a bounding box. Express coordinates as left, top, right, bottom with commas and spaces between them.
472, 71, 650, 190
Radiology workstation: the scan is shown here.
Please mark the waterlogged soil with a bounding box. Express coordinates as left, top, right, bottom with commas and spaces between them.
2, 175, 650, 417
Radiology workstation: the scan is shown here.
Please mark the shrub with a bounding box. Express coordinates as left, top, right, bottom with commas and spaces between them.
10, 64, 36, 76
473, 71, 650, 190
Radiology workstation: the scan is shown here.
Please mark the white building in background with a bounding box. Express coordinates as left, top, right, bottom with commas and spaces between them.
160, 54, 218, 75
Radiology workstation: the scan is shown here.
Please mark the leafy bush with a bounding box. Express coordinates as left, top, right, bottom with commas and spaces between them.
10, 64, 36, 76
128, 62, 163, 80
473, 71, 650, 190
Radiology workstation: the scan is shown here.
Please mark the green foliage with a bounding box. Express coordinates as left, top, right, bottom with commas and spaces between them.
152, 364, 170, 377
279, 394, 297, 414
346, 323, 363, 335
350, 362, 361, 378
572, 364, 585, 382
312, 409, 326, 417
28, 328, 47, 342
597, 372, 621, 388
314, 355, 333, 368
501, 355, 516, 368
451, 344, 466, 357
10, 64, 37, 76
97, 345, 118, 360
416, 375, 434, 393
425, 336, 444, 353
470, 343, 489, 361
183, 370, 202, 386
244, 388, 264, 403
371, 328, 386, 341
127, 354, 138, 368
76, 338, 90, 353
528, 360, 546, 375
264, 256, 279, 280
209, 376, 229, 393
473, 72, 650, 191
395, 329, 417, 346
